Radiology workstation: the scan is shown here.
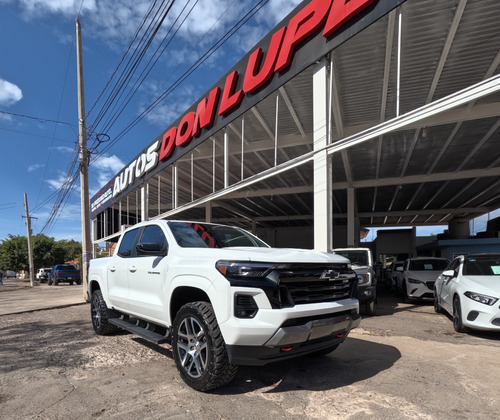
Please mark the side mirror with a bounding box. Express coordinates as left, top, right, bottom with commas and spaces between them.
396, 266, 403, 272
442, 269, 454, 277
136, 243, 166, 256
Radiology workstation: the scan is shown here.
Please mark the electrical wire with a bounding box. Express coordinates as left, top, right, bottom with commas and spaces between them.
38, 0, 273, 234
93, 0, 270, 161
0, 110, 77, 127
98, 0, 199, 136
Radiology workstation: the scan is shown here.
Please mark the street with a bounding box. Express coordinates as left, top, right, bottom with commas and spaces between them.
1, 285, 500, 419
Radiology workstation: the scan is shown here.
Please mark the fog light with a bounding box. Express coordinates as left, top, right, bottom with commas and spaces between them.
467, 311, 479, 321
234, 294, 258, 318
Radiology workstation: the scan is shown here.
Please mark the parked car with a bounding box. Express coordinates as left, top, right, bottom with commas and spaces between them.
386, 261, 404, 291
396, 257, 449, 302
36, 268, 52, 283
333, 247, 377, 316
50, 264, 81, 286
434, 253, 500, 332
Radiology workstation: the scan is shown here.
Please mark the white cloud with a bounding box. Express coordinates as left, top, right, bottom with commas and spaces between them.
28, 163, 44, 172
92, 154, 125, 173
15, 0, 97, 17
0, 77, 23, 106
258, 0, 302, 26
53, 145, 75, 154
90, 154, 125, 188
46, 172, 76, 190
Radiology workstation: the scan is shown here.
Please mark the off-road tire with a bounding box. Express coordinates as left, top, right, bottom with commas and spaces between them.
54, 278, 59, 286
90, 289, 119, 335
172, 301, 238, 392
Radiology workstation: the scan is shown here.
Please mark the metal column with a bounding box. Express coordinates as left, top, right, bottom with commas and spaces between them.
313, 59, 332, 252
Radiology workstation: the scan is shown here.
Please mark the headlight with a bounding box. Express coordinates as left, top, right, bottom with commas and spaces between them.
408, 277, 424, 284
357, 273, 371, 285
216, 261, 275, 278
464, 291, 498, 306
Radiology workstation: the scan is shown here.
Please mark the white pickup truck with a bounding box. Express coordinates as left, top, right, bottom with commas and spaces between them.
88, 220, 361, 391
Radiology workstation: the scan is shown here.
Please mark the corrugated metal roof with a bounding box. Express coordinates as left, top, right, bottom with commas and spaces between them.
95, 0, 500, 240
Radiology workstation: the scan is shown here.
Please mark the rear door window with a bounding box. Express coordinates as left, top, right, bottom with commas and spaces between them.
118, 228, 140, 257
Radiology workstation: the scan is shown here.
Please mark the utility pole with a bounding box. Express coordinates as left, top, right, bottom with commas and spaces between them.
23, 193, 38, 287
76, 17, 91, 301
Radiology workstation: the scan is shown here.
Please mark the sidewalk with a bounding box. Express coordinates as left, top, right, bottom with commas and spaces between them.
0, 277, 87, 315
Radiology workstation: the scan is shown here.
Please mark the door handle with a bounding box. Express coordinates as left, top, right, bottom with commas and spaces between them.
110, 266, 116, 273
129, 266, 137, 273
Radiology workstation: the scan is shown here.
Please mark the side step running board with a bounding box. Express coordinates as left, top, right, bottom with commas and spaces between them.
109, 318, 170, 344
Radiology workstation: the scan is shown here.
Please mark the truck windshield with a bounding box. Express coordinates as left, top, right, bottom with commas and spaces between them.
168, 222, 269, 249
335, 251, 368, 266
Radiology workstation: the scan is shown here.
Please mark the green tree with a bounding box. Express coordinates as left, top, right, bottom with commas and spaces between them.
58, 239, 82, 262
0, 235, 28, 271
0, 234, 82, 271
32, 234, 58, 269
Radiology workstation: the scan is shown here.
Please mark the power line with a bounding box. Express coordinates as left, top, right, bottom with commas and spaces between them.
36, 0, 272, 234
0, 110, 77, 127
93, 0, 270, 161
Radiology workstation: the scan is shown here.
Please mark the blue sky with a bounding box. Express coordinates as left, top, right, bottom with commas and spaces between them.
0, 0, 303, 242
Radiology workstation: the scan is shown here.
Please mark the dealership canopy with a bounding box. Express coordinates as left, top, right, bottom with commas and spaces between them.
91, 0, 500, 250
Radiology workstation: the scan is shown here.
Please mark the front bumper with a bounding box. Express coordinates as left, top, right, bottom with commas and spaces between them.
406, 281, 434, 300
225, 309, 360, 365
462, 300, 500, 331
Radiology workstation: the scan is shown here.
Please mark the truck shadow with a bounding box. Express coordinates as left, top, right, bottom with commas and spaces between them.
217, 337, 400, 394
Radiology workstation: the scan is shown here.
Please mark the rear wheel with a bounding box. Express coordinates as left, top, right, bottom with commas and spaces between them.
90, 290, 118, 335
172, 302, 237, 392
453, 295, 467, 333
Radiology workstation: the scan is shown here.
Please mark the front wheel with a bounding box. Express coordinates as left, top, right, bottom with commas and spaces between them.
434, 290, 443, 313
402, 283, 409, 303
90, 290, 118, 335
453, 295, 468, 333
365, 299, 376, 316
172, 302, 237, 392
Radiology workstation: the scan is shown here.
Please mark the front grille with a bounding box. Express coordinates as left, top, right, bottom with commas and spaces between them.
274, 264, 357, 307
425, 281, 435, 290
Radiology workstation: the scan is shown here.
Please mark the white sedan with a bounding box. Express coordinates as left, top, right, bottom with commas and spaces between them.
434, 253, 500, 332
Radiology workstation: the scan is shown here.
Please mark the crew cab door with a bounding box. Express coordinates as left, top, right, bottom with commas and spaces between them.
107, 227, 141, 311
126, 224, 169, 321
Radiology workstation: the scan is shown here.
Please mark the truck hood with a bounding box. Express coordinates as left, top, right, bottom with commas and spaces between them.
179, 247, 351, 264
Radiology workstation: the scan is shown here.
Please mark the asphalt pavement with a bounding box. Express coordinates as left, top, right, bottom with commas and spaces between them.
0, 276, 87, 315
